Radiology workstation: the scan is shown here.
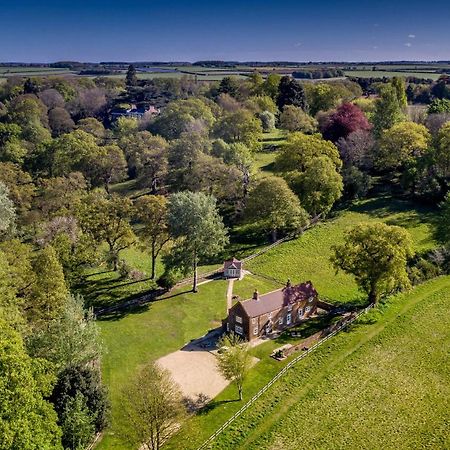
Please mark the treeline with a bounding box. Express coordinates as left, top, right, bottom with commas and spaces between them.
292, 68, 344, 79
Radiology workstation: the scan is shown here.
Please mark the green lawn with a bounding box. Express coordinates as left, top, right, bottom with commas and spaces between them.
204, 275, 450, 450
93, 194, 439, 449
96, 274, 279, 450
247, 196, 437, 304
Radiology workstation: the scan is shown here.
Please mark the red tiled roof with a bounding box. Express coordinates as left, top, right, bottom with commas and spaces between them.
224, 258, 242, 270
239, 281, 317, 318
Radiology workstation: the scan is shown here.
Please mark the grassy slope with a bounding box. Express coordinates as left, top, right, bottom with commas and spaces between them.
96, 195, 437, 449
247, 196, 437, 304
208, 276, 450, 450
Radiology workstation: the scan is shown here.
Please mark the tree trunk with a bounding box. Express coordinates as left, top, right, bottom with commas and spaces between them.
192, 251, 198, 293
238, 385, 243, 401
270, 229, 277, 242
151, 241, 156, 280
368, 285, 378, 305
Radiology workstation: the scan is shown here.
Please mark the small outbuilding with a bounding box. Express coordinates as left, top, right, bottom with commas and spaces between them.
223, 258, 243, 279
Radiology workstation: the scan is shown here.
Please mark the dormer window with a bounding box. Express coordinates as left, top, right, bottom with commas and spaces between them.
236, 315, 242, 324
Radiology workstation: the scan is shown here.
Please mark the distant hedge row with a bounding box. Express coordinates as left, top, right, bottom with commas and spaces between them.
292, 69, 344, 79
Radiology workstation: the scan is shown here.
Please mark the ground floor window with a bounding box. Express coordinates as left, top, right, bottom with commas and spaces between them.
235, 325, 243, 335
253, 327, 258, 335
298, 308, 303, 318
287, 313, 292, 325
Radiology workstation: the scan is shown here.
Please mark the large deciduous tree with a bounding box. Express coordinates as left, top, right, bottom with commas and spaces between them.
377, 122, 430, 170
320, 102, 371, 142
331, 222, 414, 304
77, 192, 136, 271
372, 84, 404, 137
276, 76, 308, 111
0, 181, 16, 238
135, 195, 170, 280
245, 177, 309, 241
166, 191, 228, 292
279, 105, 317, 133
120, 362, 186, 450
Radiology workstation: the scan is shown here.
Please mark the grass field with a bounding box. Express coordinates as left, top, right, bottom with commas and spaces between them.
92, 194, 438, 449
344, 69, 442, 80
205, 276, 450, 450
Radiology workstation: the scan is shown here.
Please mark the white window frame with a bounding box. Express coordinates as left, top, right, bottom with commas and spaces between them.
287, 304, 293, 312
235, 325, 243, 335
236, 315, 242, 324
278, 317, 283, 325
286, 313, 292, 325
308, 296, 314, 303
253, 327, 258, 335
305, 306, 311, 313
298, 308, 303, 318
252, 317, 256, 324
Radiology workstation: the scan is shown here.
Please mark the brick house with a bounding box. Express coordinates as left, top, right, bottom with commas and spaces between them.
223, 258, 243, 279
225, 281, 319, 341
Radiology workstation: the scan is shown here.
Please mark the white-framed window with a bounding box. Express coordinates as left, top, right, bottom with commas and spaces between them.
235, 325, 243, 335
287, 313, 292, 325
268, 312, 272, 319
278, 317, 283, 325
287, 304, 293, 312
226, 322, 230, 331
236, 315, 242, 324
298, 308, 303, 318
308, 296, 314, 303
305, 306, 311, 313
252, 318, 256, 324
253, 327, 258, 335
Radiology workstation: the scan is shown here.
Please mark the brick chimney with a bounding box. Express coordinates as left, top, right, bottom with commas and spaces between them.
253, 289, 259, 301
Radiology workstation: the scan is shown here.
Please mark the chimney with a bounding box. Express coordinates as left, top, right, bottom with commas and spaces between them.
286, 279, 292, 288
253, 289, 259, 301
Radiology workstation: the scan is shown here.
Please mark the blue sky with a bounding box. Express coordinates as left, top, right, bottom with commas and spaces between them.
1, 0, 449, 62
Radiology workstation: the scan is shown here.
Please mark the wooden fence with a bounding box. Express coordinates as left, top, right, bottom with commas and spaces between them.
196, 302, 374, 450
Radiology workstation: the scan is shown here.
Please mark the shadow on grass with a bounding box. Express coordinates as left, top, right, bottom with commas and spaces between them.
197, 398, 240, 416
96, 303, 151, 322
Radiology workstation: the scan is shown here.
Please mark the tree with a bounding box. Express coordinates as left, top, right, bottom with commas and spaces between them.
304, 82, 341, 116
245, 177, 309, 241
60, 392, 95, 450
427, 98, 450, 114
48, 107, 75, 136
262, 73, 281, 99
29, 245, 69, 325
126, 64, 138, 87
0, 181, 16, 238
218, 76, 240, 98
213, 109, 263, 150
121, 131, 168, 192
436, 193, 450, 245
336, 129, 375, 169
216, 333, 252, 401
277, 76, 307, 111
28, 293, 101, 371
166, 191, 228, 292
135, 195, 170, 280
289, 156, 343, 216
377, 122, 430, 170
0, 318, 62, 450
150, 98, 215, 140
372, 84, 404, 137
258, 110, 276, 131
275, 132, 342, 172
77, 117, 106, 141
279, 105, 317, 133
77, 193, 136, 271
435, 122, 450, 177
331, 222, 414, 304
120, 362, 186, 450
320, 102, 371, 142
391, 77, 408, 108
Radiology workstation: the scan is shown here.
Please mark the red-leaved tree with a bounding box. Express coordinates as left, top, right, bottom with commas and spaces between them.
321, 103, 371, 142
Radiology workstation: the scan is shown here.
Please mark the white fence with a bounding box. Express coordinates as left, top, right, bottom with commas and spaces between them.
196, 302, 374, 450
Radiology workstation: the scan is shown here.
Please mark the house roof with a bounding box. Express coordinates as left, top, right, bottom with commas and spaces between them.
239, 281, 317, 318
224, 258, 242, 270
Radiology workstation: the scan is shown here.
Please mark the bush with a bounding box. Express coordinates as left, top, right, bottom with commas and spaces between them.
258, 111, 276, 131
118, 259, 131, 279
158, 270, 179, 289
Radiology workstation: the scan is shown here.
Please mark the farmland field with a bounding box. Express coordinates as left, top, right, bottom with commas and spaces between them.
206, 276, 450, 450
344, 69, 442, 80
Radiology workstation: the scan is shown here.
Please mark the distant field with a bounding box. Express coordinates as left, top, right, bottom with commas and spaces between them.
344, 69, 442, 80
208, 276, 450, 450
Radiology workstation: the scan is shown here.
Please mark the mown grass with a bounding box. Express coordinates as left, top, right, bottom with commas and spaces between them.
96, 274, 279, 450
247, 196, 437, 305
204, 276, 450, 450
